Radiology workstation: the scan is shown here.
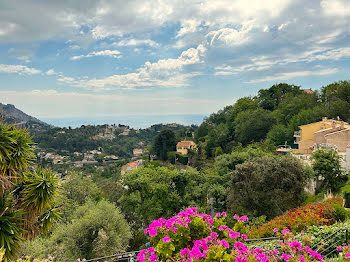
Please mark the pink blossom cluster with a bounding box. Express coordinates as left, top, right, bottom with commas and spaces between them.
138, 208, 324, 262
137, 247, 158, 262
279, 241, 323, 261
143, 207, 215, 237
179, 233, 230, 261
233, 214, 249, 222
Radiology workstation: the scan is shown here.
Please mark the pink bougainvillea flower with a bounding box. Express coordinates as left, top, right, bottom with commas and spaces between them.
221, 240, 229, 248
241, 234, 248, 240
239, 216, 248, 221
162, 236, 171, 243
149, 228, 158, 237
149, 254, 158, 261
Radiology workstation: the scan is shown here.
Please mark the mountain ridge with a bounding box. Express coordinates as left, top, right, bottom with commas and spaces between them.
0, 103, 48, 126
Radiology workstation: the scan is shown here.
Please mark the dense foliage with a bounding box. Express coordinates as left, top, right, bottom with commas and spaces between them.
228, 155, 310, 219
312, 149, 347, 193
152, 129, 177, 160
23, 200, 131, 261
195, 81, 350, 157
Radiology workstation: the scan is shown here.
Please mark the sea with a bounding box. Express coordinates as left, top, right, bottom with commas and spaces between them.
40, 114, 207, 129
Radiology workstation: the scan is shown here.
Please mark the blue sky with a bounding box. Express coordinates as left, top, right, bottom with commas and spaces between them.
0, 0, 350, 118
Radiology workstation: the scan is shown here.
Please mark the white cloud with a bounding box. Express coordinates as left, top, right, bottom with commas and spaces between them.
0, 0, 293, 43
206, 27, 251, 47
176, 20, 202, 38
46, 69, 57, 75
0, 63, 41, 75
214, 45, 350, 77
321, 0, 350, 16
69, 45, 81, 50
59, 45, 206, 90
71, 50, 121, 60
246, 68, 338, 83
114, 39, 159, 47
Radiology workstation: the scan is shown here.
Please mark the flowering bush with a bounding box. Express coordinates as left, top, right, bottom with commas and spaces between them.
138, 207, 323, 262
249, 198, 344, 238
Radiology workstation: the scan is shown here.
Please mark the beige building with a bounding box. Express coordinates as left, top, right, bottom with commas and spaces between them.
176, 141, 196, 155
294, 118, 350, 154
133, 148, 145, 157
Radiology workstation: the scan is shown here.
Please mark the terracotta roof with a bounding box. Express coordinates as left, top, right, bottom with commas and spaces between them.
347, 143, 350, 148
127, 161, 139, 168
302, 88, 313, 94
122, 161, 140, 170
177, 141, 195, 147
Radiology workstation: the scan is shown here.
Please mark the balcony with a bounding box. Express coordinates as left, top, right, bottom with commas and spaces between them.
294, 131, 301, 137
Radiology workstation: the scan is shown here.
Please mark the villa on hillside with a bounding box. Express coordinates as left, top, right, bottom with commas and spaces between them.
293, 117, 350, 172
176, 140, 196, 156
294, 117, 350, 154
121, 160, 143, 175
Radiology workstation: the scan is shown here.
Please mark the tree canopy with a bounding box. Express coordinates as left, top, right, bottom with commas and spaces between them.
152, 129, 177, 160
228, 156, 309, 219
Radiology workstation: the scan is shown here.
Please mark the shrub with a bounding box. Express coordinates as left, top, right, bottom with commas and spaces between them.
248, 197, 343, 238
168, 151, 188, 165
331, 204, 350, 222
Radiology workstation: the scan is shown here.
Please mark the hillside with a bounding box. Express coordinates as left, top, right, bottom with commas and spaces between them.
0, 103, 47, 125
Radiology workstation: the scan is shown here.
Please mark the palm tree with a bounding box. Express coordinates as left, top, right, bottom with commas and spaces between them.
0, 122, 59, 260
20, 168, 60, 237
0, 123, 34, 194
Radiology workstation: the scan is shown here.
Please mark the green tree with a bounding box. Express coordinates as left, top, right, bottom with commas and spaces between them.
321, 80, 350, 121
311, 149, 347, 193
152, 129, 176, 160
119, 167, 208, 249
23, 200, 131, 261
119, 167, 206, 228
234, 109, 275, 145
257, 83, 301, 111
56, 172, 103, 221
273, 92, 319, 124
228, 156, 308, 219
266, 124, 293, 146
